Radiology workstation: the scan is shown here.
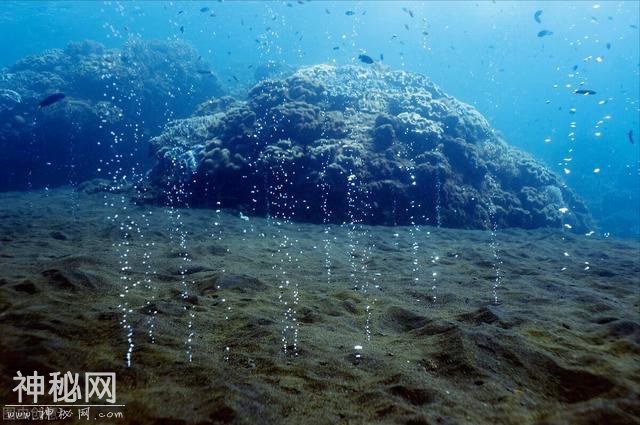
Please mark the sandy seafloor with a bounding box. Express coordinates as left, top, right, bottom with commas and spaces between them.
0, 186, 638, 425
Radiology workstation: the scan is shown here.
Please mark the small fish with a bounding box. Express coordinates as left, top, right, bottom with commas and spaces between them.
180, 25, 184, 33
232, 75, 238, 82
39, 92, 66, 108
574, 89, 596, 95
196, 69, 213, 74
332, 46, 340, 50
380, 53, 384, 61
345, 10, 355, 16
421, 31, 429, 36
362, 10, 366, 15
200, 7, 210, 12
606, 42, 611, 49
629, 130, 635, 144
572, 65, 578, 71
325, 8, 330, 14
358, 54, 374, 64
404, 23, 410, 30
402, 7, 414, 18
177, 10, 184, 14
534, 10, 542, 23
631, 24, 638, 29
537, 30, 553, 37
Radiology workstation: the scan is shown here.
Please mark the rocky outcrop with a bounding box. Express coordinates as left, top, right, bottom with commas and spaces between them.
0, 39, 224, 191
146, 65, 593, 232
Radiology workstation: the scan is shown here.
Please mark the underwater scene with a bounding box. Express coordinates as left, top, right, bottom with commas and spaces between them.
0, 1, 639, 424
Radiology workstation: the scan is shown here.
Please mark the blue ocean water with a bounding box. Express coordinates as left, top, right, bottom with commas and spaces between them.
0, 0, 638, 237
2, 4, 640, 423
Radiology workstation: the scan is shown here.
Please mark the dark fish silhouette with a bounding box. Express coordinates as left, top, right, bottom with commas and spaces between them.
196, 70, 213, 74
380, 53, 384, 61
572, 65, 578, 71
629, 130, 635, 144
325, 8, 330, 14
345, 10, 355, 16
332, 46, 340, 50
39, 93, 66, 108
200, 7, 209, 12
606, 42, 611, 49
177, 10, 184, 14
358, 54, 374, 64
534, 10, 542, 23
537, 30, 553, 37
180, 25, 184, 33
402, 7, 414, 18
404, 23, 410, 30
574, 89, 596, 95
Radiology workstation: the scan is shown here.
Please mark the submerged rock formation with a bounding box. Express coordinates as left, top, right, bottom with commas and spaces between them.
0, 39, 223, 191
147, 65, 593, 232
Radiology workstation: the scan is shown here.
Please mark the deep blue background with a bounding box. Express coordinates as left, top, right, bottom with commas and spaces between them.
1, 0, 638, 237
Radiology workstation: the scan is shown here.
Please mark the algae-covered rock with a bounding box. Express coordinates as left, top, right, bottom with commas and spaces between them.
0, 38, 224, 191
147, 64, 593, 232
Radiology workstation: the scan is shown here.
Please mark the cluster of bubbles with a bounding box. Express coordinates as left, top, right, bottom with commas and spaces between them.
265, 151, 301, 357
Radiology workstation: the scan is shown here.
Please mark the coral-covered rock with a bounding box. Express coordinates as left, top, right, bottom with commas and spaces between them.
146, 65, 593, 232
0, 39, 224, 191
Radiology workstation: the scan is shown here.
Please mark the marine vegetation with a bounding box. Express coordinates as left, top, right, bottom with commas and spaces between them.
147, 65, 593, 232
0, 39, 223, 190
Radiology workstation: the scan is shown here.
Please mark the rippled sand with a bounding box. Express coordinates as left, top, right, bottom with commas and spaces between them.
0, 187, 638, 424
